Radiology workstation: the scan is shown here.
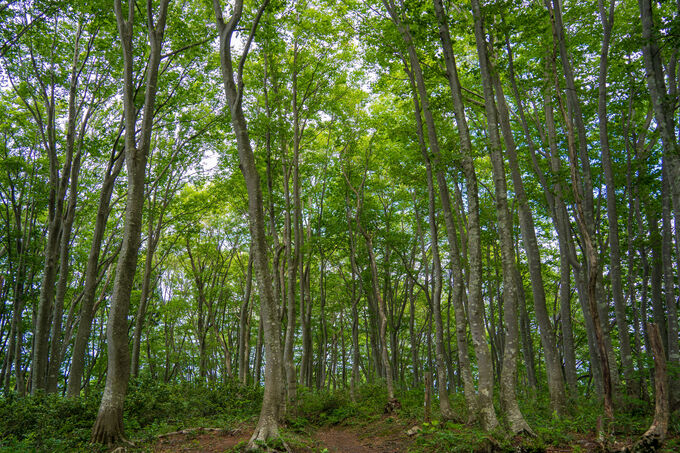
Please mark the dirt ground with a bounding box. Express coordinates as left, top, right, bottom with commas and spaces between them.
150, 419, 413, 452
315, 425, 409, 453
147, 424, 654, 453
153, 427, 251, 452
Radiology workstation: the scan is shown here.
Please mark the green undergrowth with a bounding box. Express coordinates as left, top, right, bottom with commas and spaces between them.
0, 377, 262, 452
288, 383, 680, 453
1, 380, 678, 453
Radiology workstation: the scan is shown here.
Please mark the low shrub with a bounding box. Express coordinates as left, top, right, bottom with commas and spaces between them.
0, 378, 263, 452
0, 391, 101, 452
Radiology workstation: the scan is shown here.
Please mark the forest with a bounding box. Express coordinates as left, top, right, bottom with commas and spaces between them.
1, 0, 679, 451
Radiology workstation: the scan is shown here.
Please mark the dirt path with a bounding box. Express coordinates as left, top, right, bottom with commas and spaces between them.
150, 422, 411, 452
315, 426, 409, 453
152, 428, 251, 452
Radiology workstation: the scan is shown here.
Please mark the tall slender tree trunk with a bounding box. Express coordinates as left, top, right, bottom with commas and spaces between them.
638, 0, 680, 404
390, 0, 481, 421
239, 252, 254, 385
548, 0, 618, 402
281, 137, 297, 408
597, 0, 635, 397
363, 233, 395, 400
470, 0, 532, 433
345, 195, 362, 399
494, 37, 565, 415
405, 63, 454, 420
91, 0, 169, 444
563, 91, 614, 420
432, 0, 498, 425
46, 143, 82, 394
344, 158, 396, 402
661, 165, 679, 402
639, 0, 680, 270
213, 1, 281, 447
67, 147, 123, 398
31, 29, 79, 393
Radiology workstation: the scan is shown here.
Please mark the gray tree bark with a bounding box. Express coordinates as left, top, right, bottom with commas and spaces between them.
597, 0, 635, 397
28, 25, 80, 394
638, 0, 680, 404
47, 25, 97, 393
431, 0, 495, 427
212, 1, 283, 447
91, 0, 169, 444
66, 145, 124, 398
405, 61, 454, 420
470, 0, 532, 433
494, 36, 566, 415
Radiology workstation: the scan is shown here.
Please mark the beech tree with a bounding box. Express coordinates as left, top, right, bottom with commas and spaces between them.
91, 0, 170, 444
1, 0, 679, 448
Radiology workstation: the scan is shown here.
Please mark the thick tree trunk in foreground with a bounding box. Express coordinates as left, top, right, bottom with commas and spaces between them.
92, 0, 169, 445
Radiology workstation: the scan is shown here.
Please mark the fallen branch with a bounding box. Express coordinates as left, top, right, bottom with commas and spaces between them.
157, 427, 239, 439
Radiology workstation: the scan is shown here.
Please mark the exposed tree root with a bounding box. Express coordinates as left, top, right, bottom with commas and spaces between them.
91, 405, 133, 448
384, 397, 401, 414
247, 416, 289, 452
617, 323, 668, 453
617, 432, 664, 453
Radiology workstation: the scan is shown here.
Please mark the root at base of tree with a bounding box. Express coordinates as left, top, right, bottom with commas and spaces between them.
91, 406, 134, 448
248, 420, 290, 453
618, 323, 668, 453
384, 397, 401, 414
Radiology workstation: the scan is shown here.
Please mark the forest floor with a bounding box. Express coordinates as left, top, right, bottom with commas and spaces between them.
146, 417, 658, 453
147, 424, 635, 453
145, 417, 612, 453
3, 382, 678, 452
149, 416, 415, 452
